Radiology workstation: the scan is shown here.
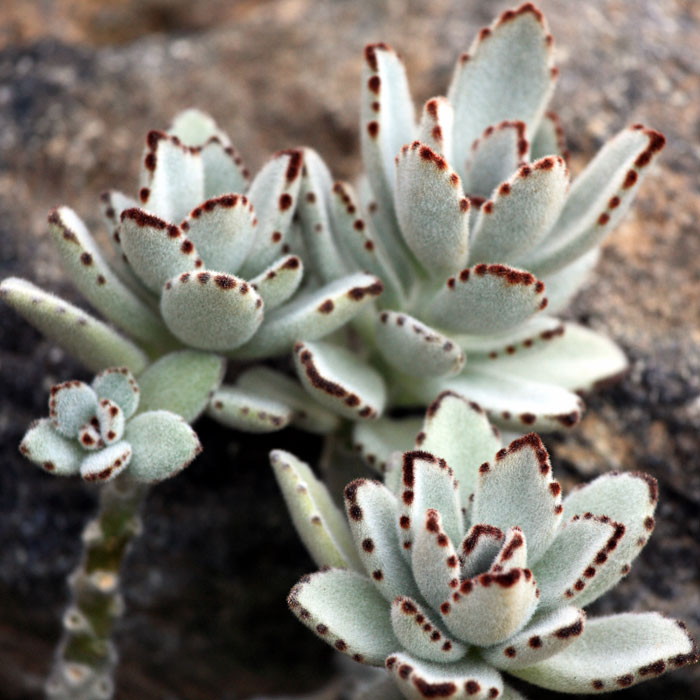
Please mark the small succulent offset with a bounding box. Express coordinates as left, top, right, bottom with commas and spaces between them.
290, 2, 665, 434
273, 393, 697, 698
0, 109, 382, 433
19, 367, 201, 483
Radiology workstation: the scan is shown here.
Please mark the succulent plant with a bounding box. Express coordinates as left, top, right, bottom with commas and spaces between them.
285, 2, 665, 435
19, 366, 201, 484
273, 392, 697, 698
0, 108, 382, 433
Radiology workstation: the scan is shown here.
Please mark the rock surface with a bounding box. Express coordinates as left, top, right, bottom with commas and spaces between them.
0, 0, 698, 697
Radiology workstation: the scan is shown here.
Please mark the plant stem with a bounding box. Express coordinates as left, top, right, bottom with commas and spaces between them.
45, 476, 149, 700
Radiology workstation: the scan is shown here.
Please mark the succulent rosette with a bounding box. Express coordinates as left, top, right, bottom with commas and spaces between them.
287, 3, 665, 436
273, 392, 697, 698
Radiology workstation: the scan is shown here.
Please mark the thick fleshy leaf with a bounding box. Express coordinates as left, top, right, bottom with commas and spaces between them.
429, 264, 547, 335
160, 270, 264, 351
79, 441, 132, 483
288, 568, 398, 666
239, 149, 304, 276
119, 208, 201, 294
500, 684, 528, 700
294, 341, 386, 421
233, 273, 383, 359
95, 398, 125, 445
168, 109, 225, 146
395, 141, 470, 277
375, 310, 465, 378
48, 207, 173, 350
525, 126, 666, 275
463, 120, 529, 199
208, 386, 292, 433
270, 450, 360, 569
92, 367, 140, 419
0, 278, 148, 373
77, 419, 103, 451
100, 189, 139, 237
355, 677, 404, 700
420, 367, 583, 432
412, 509, 461, 610
471, 322, 628, 394
417, 391, 501, 502
344, 479, 420, 602
249, 255, 303, 311
297, 148, 347, 283
493, 526, 528, 572
448, 4, 556, 176
199, 137, 251, 198
140, 130, 204, 223
399, 451, 463, 553
391, 596, 467, 663
124, 410, 201, 483
352, 417, 422, 474
530, 111, 568, 162
512, 612, 697, 693
533, 515, 623, 610
417, 96, 454, 160
482, 606, 585, 671
538, 248, 599, 315
473, 434, 562, 564
468, 157, 569, 264
48, 381, 98, 438
180, 194, 256, 274
330, 181, 404, 307
236, 366, 341, 434
386, 651, 503, 700
136, 350, 225, 422
460, 524, 505, 580
19, 419, 83, 476
562, 471, 659, 608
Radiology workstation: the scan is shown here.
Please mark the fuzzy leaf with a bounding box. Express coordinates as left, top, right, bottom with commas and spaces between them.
0, 278, 148, 374
395, 141, 470, 277
375, 310, 465, 378
288, 568, 399, 665
530, 111, 568, 161
473, 434, 562, 564
168, 109, 224, 145
236, 366, 341, 434
160, 270, 263, 351
344, 478, 420, 602
92, 367, 140, 419
77, 420, 103, 451
538, 248, 599, 315
463, 120, 529, 199
199, 138, 251, 198
460, 524, 505, 580
208, 386, 292, 433
136, 350, 225, 422
417, 96, 454, 160
429, 264, 547, 335
239, 149, 304, 276
352, 417, 422, 474
482, 606, 585, 671
249, 254, 303, 311
47, 381, 98, 438
180, 194, 256, 274
417, 391, 501, 502
19, 419, 83, 476
48, 206, 173, 350
234, 273, 383, 359
468, 157, 569, 264
386, 651, 504, 700
140, 130, 204, 223
562, 471, 659, 608
511, 612, 697, 693
448, 5, 555, 176
391, 596, 467, 663
124, 410, 201, 483
95, 398, 125, 444
119, 209, 201, 294
355, 677, 404, 700
80, 441, 132, 483
270, 450, 360, 569
453, 316, 563, 357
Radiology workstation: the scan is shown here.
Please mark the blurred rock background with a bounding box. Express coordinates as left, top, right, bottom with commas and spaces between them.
0, 0, 699, 697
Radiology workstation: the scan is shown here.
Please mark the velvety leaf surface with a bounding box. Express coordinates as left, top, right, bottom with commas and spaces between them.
92, 367, 140, 420
249, 254, 303, 311
79, 440, 132, 483
417, 96, 454, 160
48, 380, 98, 438
208, 386, 292, 433
352, 417, 422, 474
19, 419, 83, 476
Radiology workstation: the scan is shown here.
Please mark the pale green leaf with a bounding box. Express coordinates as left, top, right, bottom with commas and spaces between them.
19, 418, 83, 476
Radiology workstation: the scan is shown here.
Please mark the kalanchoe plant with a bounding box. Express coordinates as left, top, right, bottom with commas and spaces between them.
273, 393, 697, 698
286, 2, 665, 435
0, 108, 383, 433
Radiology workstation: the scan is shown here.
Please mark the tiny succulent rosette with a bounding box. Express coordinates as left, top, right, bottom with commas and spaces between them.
20, 367, 201, 483
0, 109, 382, 433
273, 393, 697, 698
289, 2, 665, 434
